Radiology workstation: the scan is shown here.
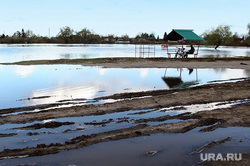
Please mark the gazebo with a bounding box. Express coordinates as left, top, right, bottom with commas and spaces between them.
164, 29, 204, 58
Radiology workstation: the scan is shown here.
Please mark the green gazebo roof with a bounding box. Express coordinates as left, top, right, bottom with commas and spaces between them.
167, 29, 204, 41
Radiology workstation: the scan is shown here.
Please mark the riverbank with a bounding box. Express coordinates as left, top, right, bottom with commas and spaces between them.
1, 57, 250, 69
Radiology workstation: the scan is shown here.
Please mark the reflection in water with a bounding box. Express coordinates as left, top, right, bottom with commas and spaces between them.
162, 68, 199, 88
60, 53, 71, 59
221, 69, 246, 80
24, 84, 99, 106
139, 68, 148, 78
247, 51, 250, 57
98, 68, 108, 75
0, 65, 249, 109
244, 70, 250, 77
200, 46, 250, 58
60, 53, 91, 59
14, 65, 35, 78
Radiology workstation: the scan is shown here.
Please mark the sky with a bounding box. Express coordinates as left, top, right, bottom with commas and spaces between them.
0, 0, 249, 38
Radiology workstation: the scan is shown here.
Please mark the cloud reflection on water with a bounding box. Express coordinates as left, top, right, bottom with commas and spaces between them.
0, 65, 249, 109
14, 65, 35, 78
24, 84, 99, 106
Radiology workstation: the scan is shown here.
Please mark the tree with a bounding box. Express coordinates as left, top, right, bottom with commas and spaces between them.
57, 26, 74, 43
247, 23, 250, 35
108, 34, 115, 43
77, 28, 91, 38
163, 32, 167, 41
203, 25, 232, 49
25, 30, 36, 38
21, 29, 26, 38
246, 36, 250, 46
149, 33, 155, 39
156, 35, 160, 41
0, 34, 5, 38
122, 34, 130, 41
12, 31, 21, 38
76, 28, 93, 43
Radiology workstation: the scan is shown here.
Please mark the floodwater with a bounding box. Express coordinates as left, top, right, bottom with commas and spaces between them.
4, 127, 250, 166
0, 44, 250, 63
0, 65, 249, 109
1, 100, 250, 165
0, 44, 250, 165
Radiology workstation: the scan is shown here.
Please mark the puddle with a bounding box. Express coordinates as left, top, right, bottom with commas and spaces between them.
0, 65, 249, 110
0, 99, 248, 152
3, 126, 250, 166
160, 99, 250, 115
0, 95, 249, 165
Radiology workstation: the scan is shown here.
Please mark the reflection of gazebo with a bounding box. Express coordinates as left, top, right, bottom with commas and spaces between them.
162, 77, 183, 88
162, 68, 199, 88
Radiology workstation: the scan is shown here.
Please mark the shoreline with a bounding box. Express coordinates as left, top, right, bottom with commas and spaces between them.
1, 57, 250, 69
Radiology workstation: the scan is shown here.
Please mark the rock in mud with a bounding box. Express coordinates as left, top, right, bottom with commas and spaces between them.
143, 151, 158, 157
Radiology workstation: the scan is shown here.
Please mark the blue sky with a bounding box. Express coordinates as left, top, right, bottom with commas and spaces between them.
1, 0, 249, 37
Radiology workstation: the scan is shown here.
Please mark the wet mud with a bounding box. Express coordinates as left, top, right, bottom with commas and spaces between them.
12, 121, 75, 130
2, 57, 250, 69
0, 79, 249, 161
1, 79, 249, 124
0, 133, 17, 137
192, 136, 233, 153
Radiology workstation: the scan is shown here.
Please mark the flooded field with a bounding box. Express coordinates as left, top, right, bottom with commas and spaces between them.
0, 44, 250, 63
0, 63, 249, 165
2, 124, 250, 166
0, 45, 250, 165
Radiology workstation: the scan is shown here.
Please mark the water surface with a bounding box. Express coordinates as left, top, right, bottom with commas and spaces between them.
0, 44, 249, 63
0, 65, 249, 109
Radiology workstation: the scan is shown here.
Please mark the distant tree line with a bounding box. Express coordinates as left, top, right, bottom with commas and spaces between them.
0, 24, 250, 47
0, 26, 162, 44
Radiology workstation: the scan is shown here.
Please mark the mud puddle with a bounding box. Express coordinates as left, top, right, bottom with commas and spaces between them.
2, 127, 250, 166
0, 97, 249, 159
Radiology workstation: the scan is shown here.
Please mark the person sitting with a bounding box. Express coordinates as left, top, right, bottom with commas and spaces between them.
183, 45, 195, 58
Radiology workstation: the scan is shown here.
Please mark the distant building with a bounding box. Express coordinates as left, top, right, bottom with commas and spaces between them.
233, 36, 244, 44
115, 38, 130, 44
101, 36, 115, 43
